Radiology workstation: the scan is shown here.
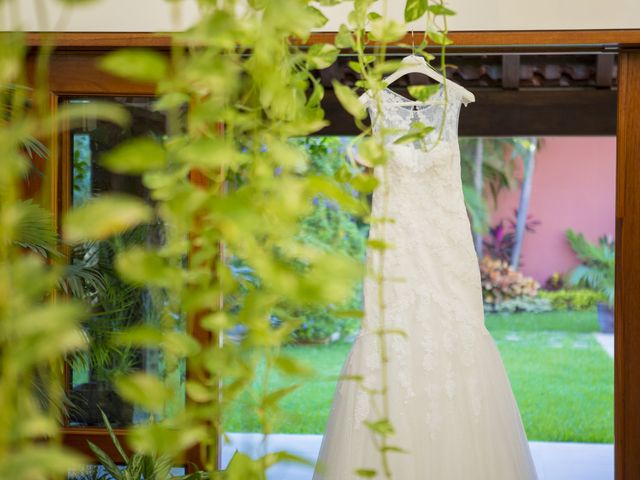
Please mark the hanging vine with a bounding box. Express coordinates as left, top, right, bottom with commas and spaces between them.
0, 0, 455, 478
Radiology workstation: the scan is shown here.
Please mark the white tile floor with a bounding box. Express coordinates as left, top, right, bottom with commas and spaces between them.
594, 333, 614, 358
221, 433, 614, 480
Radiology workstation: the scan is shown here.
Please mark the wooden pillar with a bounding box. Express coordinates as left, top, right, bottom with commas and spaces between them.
615, 50, 640, 480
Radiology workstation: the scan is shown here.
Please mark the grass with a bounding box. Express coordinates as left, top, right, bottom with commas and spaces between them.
224, 310, 614, 443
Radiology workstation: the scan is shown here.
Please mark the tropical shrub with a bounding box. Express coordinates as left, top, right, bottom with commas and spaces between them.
543, 271, 566, 291
480, 256, 540, 306
539, 288, 606, 311
485, 296, 552, 314
483, 213, 540, 265
565, 229, 615, 308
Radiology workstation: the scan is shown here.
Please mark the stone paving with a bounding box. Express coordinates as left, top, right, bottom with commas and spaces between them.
221, 433, 614, 480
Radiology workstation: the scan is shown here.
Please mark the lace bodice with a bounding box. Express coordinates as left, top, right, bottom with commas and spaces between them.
364, 85, 469, 147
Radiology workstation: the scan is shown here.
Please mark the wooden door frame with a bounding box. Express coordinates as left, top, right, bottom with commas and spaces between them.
24, 29, 640, 478
615, 49, 640, 480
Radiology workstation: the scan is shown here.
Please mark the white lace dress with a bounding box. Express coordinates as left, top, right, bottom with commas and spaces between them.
312, 86, 538, 479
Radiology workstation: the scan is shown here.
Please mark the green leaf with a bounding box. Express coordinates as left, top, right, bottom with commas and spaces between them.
369, 19, 406, 43
335, 24, 354, 49
153, 92, 190, 111
393, 121, 434, 145
115, 372, 173, 413
13, 200, 59, 258
55, 101, 130, 129
427, 30, 453, 45
275, 355, 315, 376
407, 84, 440, 102
87, 441, 123, 479
367, 239, 392, 250
186, 381, 217, 403
308, 77, 325, 108
63, 194, 153, 243
404, 0, 428, 22
335, 309, 364, 318
358, 138, 387, 166
262, 384, 300, 408
332, 81, 367, 120
427, 4, 456, 15
177, 138, 239, 170
351, 173, 379, 193
349, 61, 364, 74
365, 418, 395, 435
306, 6, 329, 28
100, 137, 166, 174
0, 446, 87, 479
100, 48, 168, 83
115, 246, 180, 288
356, 469, 378, 477
307, 43, 339, 70
382, 445, 410, 453
97, 409, 129, 463
128, 424, 206, 457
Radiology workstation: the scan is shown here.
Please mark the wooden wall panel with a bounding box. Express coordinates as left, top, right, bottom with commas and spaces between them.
615, 50, 640, 480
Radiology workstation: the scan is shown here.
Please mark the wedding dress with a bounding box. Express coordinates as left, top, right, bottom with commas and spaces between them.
312, 85, 538, 479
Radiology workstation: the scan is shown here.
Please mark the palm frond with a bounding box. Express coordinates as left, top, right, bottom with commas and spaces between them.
462, 184, 489, 235
13, 199, 59, 258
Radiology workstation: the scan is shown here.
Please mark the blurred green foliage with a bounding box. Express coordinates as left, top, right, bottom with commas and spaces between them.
289, 137, 366, 343
3, 0, 455, 478
539, 288, 606, 311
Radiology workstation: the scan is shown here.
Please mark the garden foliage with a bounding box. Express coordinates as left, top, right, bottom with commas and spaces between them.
480, 256, 540, 307
2, 0, 457, 478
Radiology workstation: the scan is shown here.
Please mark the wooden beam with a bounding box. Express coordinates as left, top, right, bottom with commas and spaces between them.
20, 29, 640, 52
319, 89, 616, 136
502, 55, 521, 89
597, 53, 616, 87
615, 50, 640, 480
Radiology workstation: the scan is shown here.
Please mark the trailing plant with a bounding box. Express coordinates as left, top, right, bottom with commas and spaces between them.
0, 25, 126, 479
480, 256, 540, 307
64, 3, 367, 477
538, 288, 606, 311
565, 229, 615, 308
7, 1, 457, 479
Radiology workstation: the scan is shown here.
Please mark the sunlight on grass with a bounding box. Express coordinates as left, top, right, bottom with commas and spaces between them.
223, 310, 613, 443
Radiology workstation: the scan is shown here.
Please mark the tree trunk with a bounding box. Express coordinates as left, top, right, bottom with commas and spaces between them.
473, 138, 484, 257
511, 138, 537, 270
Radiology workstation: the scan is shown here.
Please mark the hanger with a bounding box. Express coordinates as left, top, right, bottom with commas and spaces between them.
359, 54, 475, 106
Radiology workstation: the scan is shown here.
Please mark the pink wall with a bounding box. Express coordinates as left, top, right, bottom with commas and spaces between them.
488, 137, 616, 284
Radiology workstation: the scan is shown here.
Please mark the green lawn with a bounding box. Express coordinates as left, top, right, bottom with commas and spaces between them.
224, 310, 614, 443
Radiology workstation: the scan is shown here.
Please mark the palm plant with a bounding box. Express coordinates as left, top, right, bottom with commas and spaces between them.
85, 410, 174, 480
459, 137, 540, 266
566, 229, 615, 308
67, 224, 164, 426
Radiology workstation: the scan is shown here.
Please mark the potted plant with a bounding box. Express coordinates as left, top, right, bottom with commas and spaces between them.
566, 229, 615, 333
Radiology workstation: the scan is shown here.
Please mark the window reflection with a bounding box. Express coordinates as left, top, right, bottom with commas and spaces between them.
65, 97, 185, 427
